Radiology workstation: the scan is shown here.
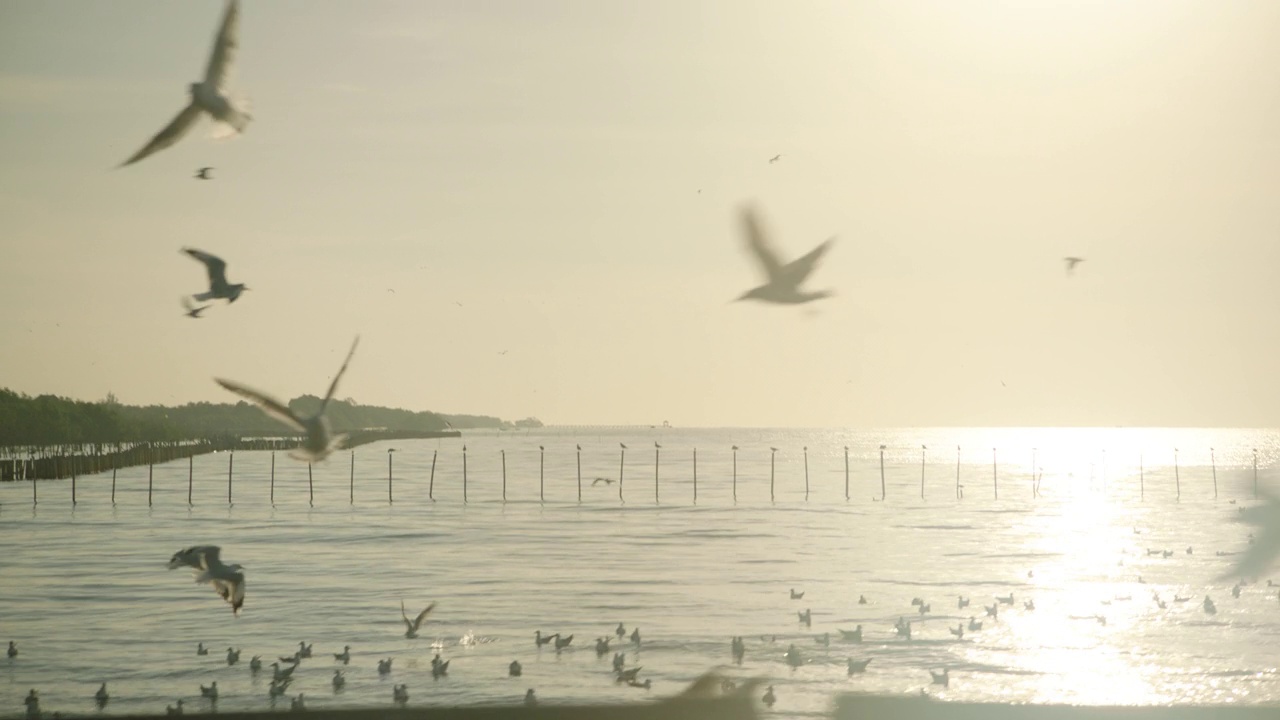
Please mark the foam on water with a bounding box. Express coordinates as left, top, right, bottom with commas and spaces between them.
2, 427, 1279, 718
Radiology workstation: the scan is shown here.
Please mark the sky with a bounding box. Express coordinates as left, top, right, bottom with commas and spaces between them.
2, 0, 1280, 428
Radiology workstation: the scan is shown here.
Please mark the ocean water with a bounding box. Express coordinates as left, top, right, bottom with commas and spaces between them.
2, 427, 1280, 719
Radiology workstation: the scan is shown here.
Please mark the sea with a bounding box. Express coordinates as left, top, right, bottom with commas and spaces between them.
2, 426, 1279, 719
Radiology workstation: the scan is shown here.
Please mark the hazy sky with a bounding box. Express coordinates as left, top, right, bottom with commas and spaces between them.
2, 0, 1280, 428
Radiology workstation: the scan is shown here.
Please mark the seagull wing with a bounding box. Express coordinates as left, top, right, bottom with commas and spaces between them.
204, 0, 240, 92
779, 237, 835, 286
412, 602, 436, 630
182, 248, 229, 290
739, 205, 784, 282
400, 600, 412, 630
198, 546, 223, 569
119, 103, 202, 167
215, 378, 308, 433
318, 336, 361, 415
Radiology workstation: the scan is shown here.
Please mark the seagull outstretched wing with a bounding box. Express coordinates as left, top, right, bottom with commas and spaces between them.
780, 237, 835, 287
214, 379, 308, 433
401, 600, 436, 633
740, 205, 784, 282
120, 104, 202, 167
183, 248, 230, 290
204, 0, 240, 91
318, 336, 360, 415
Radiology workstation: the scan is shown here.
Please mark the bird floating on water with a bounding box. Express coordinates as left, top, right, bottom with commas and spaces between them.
8, 642, 17, 659
332, 671, 345, 691
226, 647, 240, 665
200, 682, 218, 701
119, 1, 250, 167
790, 588, 805, 600
376, 658, 392, 676
393, 684, 408, 704
847, 658, 871, 674
197, 643, 208, 655
333, 646, 350, 664
524, 689, 537, 706
215, 335, 360, 462
736, 204, 835, 305
95, 684, 109, 706
509, 660, 522, 677
183, 248, 248, 304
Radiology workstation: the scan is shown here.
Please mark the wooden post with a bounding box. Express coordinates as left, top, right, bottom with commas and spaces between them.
992, 448, 998, 500
270, 450, 276, 505
843, 446, 850, 501
692, 448, 698, 504
32, 464, 37, 505
349, 451, 355, 504
429, 449, 437, 501
770, 447, 776, 502
463, 445, 468, 503
1253, 448, 1259, 499
1031, 448, 1037, 498
1174, 448, 1180, 501
501, 450, 507, 502
228, 452, 234, 505
618, 444, 625, 503
308, 462, 314, 507
110, 456, 116, 505
387, 450, 395, 504
654, 443, 660, 505
188, 455, 194, 506
148, 459, 153, 506
803, 446, 809, 501
919, 445, 926, 500
576, 445, 582, 503
1210, 447, 1218, 499
540, 446, 545, 503
732, 446, 738, 503
1139, 453, 1145, 501
879, 445, 886, 501
955, 445, 962, 499
71, 458, 77, 505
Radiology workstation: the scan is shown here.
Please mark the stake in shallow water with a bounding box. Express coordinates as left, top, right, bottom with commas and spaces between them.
955, 445, 962, 500
501, 449, 507, 502
540, 445, 545, 503
1031, 448, 1037, 499
308, 462, 314, 506
920, 445, 926, 500
349, 451, 354, 504
732, 445, 738, 503
71, 458, 76, 505
429, 449, 437, 501
878, 445, 886, 501
228, 452, 234, 505
388, 449, 395, 504
1174, 448, 1180, 501
654, 442, 660, 505
618, 443, 626, 504
148, 459, 153, 506
770, 447, 777, 502
803, 446, 810, 501
188, 456, 194, 506
110, 456, 116, 505
576, 444, 582, 503
693, 447, 698, 504
1211, 447, 1218, 499
1140, 453, 1145, 501
844, 446, 849, 501
269, 450, 275, 505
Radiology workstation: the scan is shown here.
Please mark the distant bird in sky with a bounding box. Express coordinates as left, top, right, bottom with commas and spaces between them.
736, 205, 835, 305
214, 335, 360, 462
183, 248, 248, 303
769, 155, 782, 164
1064, 257, 1085, 276
1220, 492, 1280, 580
119, 1, 251, 167
181, 296, 210, 319
400, 600, 436, 638
195, 167, 214, 180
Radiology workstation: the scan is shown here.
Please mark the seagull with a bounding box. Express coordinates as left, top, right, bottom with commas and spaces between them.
1064, 257, 1085, 276
226, 647, 240, 665
838, 626, 862, 643
250, 656, 262, 672
762, 685, 776, 707
183, 248, 248, 303
554, 634, 574, 650
524, 689, 537, 706
95, 684, 109, 706
401, 600, 436, 638
620, 443, 628, 450
200, 682, 218, 701
8, 642, 17, 658
509, 660, 522, 677
534, 631, 556, 647
290, 694, 305, 712
187, 546, 245, 615
215, 335, 360, 462
769, 154, 782, 164
166, 699, 185, 716
268, 678, 291, 698
119, 1, 251, 167
615, 623, 626, 639
790, 588, 805, 600
592, 477, 614, 486
616, 666, 644, 683
332, 671, 345, 691
296, 642, 312, 659
847, 658, 871, 674
393, 684, 408, 704
197, 642, 209, 655
735, 204, 835, 305
377, 658, 393, 676
930, 669, 949, 687
1220, 492, 1280, 580
195, 167, 214, 180
333, 646, 350, 664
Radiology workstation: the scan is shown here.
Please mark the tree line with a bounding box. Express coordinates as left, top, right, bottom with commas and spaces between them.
0, 387, 536, 448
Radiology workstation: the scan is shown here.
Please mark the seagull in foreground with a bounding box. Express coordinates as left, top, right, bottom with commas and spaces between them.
187, 546, 245, 615
215, 335, 360, 462
195, 167, 214, 180
119, 1, 251, 167
1220, 492, 1280, 580
1064, 257, 1085, 275
736, 204, 834, 305
182, 296, 211, 319
183, 248, 248, 303
401, 600, 436, 638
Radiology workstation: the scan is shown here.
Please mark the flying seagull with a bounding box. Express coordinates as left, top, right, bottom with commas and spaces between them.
183, 248, 248, 303
119, 1, 251, 167
173, 546, 245, 615
195, 167, 214, 180
736, 204, 835, 305
1219, 492, 1280, 580
769, 155, 782, 164
182, 296, 210, 319
1064, 257, 1084, 276
214, 335, 360, 462
401, 600, 436, 638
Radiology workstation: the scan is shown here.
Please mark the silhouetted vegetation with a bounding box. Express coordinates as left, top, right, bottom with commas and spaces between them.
0, 388, 536, 448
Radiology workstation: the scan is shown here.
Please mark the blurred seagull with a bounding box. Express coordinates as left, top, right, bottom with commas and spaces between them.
183, 248, 248, 303
401, 600, 436, 638
119, 1, 251, 167
215, 336, 360, 462
1220, 492, 1280, 580
169, 545, 220, 571
181, 296, 211, 318
1064, 257, 1084, 276
190, 546, 245, 615
769, 154, 781, 164
736, 204, 834, 305
195, 167, 214, 180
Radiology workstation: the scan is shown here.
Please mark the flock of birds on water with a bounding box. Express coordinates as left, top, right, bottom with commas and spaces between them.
12, 0, 1280, 716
